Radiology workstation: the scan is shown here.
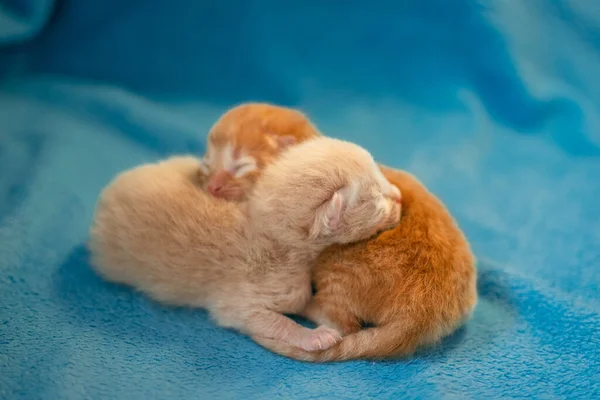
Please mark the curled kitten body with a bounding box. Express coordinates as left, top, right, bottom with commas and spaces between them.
254, 166, 477, 362
200, 102, 320, 200
89, 138, 401, 352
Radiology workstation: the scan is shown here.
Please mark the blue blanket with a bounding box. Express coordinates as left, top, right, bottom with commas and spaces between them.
1, 1, 599, 398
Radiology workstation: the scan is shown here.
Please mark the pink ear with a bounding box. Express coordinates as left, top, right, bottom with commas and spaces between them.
309, 188, 348, 239
324, 191, 344, 230
276, 135, 297, 148
265, 132, 297, 149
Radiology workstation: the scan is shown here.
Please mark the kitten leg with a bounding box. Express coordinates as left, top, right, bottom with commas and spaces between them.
236, 309, 342, 352
302, 295, 362, 336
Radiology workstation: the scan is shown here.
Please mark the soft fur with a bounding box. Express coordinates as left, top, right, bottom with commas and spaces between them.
88, 137, 401, 352
254, 166, 477, 362
200, 102, 320, 200
196, 107, 477, 362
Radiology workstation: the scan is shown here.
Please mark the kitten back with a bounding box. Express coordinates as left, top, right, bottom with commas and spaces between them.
88, 156, 244, 305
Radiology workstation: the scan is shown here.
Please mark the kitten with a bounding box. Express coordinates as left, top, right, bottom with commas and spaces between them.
253, 166, 478, 362
199, 102, 320, 200
198, 107, 476, 361
88, 137, 402, 352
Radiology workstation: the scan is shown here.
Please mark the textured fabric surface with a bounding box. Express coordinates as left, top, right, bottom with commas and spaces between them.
1, 1, 599, 398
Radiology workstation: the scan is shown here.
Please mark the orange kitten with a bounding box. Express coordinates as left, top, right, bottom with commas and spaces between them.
88, 137, 402, 352
254, 166, 477, 361
196, 106, 476, 361
199, 102, 320, 200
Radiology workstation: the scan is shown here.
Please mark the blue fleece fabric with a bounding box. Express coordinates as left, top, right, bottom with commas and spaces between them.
1, 0, 599, 398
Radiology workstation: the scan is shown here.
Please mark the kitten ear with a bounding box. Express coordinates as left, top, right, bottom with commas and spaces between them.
309, 188, 348, 239
265, 132, 297, 149
276, 135, 297, 148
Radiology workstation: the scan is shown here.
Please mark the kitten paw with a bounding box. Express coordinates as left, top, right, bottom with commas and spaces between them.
297, 325, 342, 352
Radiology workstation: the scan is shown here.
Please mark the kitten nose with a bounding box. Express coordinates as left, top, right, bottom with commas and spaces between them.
208, 181, 223, 195
207, 171, 229, 196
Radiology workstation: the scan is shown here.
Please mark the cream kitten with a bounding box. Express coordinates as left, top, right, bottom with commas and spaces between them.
88, 137, 402, 351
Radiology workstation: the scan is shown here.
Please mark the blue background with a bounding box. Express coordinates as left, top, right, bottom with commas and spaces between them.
1, 0, 599, 398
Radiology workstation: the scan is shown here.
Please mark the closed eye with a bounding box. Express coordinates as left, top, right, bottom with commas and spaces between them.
231, 162, 258, 178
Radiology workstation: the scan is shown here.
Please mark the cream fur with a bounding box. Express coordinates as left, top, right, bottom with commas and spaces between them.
88, 137, 401, 351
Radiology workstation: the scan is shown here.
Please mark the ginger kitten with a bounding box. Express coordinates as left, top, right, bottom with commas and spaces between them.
254, 166, 478, 361
197, 107, 476, 361
88, 137, 402, 352
199, 102, 320, 200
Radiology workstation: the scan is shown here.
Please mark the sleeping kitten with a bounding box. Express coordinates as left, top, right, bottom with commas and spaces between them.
198, 108, 476, 360
199, 102, 320, 200
253, 166, 478, 361
88, 137, 402, 352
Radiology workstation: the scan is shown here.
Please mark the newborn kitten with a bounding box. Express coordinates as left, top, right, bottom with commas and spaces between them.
198, 107, 476, 360
200, 102, 320, 200
254, 166, 478, 362
88, 137, 402, 352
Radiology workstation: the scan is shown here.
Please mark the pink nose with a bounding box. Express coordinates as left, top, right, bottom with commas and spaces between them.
207, 171, 230, 196
208, 181, 223, 195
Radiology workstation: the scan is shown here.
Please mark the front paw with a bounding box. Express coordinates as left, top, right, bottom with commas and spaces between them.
296, 325, 342, 352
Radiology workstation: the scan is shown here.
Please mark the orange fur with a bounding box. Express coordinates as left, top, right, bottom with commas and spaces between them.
253, 166, 478, 362
200, 102, 320, 200
88, 138, 402, 353
196, 106, 477, 361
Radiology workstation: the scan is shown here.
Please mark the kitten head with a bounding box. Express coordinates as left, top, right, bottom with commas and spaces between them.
248, 137, 402, 246
200, 103, 320, 201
